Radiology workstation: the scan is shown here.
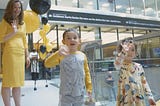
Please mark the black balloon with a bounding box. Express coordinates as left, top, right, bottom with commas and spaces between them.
40, 45, 46, 54
41, 17, 48, 25
29, 0, 51, 15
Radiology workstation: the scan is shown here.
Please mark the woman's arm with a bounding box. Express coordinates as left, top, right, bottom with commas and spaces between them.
25, 48, 30, 68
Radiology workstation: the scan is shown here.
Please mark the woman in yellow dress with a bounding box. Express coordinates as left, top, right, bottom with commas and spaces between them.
0, 0, 30, 106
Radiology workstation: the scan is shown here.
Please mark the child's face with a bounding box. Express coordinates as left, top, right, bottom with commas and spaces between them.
124, 43, 136, 60
62, 31, 80, 51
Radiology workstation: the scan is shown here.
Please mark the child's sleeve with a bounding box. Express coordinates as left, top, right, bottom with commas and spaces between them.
140, 65, 154, 100
84, 55, 92, 93
44, 51, 62, 68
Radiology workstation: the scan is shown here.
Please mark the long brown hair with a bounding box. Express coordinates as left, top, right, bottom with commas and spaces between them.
3, 0, 24, 25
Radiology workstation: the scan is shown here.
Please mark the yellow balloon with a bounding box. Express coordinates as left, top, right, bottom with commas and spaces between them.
46, 43, 53, 52
44, 38, 49, 45
39, 30, 46, 38
43, 23, 51, 33
24, 10, 40, 33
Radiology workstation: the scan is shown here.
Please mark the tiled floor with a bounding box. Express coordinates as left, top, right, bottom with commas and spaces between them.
0, 80, 59, 106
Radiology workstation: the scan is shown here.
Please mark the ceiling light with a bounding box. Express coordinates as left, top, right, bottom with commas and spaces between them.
88, 1, 93, 5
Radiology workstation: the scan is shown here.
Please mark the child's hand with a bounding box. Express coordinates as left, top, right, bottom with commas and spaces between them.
121, 41, 130, 52
88, 92, 92, 101
58, 45, 69, 56
148, 98, 156, 106
85, 92, 95, 104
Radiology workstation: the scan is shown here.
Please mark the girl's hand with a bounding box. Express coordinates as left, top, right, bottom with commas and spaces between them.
58, 45, 69, 56
121, 42, 130, 52
148, 98, 156, 106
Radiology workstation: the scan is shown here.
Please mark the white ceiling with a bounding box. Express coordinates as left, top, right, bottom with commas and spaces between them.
0, 0, 29, 10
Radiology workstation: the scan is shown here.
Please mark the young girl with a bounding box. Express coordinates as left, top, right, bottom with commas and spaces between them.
114, 37, 156, 106
44, 28, 92, 106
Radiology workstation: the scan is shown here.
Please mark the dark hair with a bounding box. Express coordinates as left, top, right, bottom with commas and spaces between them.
3, 0, 24, 25
62, 28, 80, 39
117, 37, 137, 53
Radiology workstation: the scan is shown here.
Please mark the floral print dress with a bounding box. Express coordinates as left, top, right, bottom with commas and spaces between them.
116, 62, 154, 106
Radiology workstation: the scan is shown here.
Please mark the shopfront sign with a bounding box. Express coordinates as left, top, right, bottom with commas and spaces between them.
47, 9, 160, 30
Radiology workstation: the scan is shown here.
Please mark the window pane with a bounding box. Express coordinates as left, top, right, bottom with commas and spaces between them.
99, 0, 114, 12
157, 0, 160, 17
79, 0, 97, 10
130, 0, 144, 15
145, 0, 157, 17
57, 0, 78, 8
51, 0, 56, 5
115, 0, 130, 13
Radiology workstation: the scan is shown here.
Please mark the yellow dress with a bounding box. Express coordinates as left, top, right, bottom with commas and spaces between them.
0, 19, 27, 87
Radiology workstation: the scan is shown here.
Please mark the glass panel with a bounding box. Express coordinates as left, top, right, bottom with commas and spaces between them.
81, 26, 95, 43
115, 0, 130, 13
157, 0, 160, 17
118, 28, 133, 40
51, 0, 56, 5
79, 0, 97, 10
88, 60, 117, 105
99, 0, 114, 12
57, 0, 78, 8
145, 0, 157, 17
130, 0, 144, 15
149, 37, 160, 58
101, 29, 118, 44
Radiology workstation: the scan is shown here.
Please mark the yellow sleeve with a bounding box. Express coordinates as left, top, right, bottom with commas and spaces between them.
44, 51, 63, 68
0, 19, 8, 43
84, 55, 92, 93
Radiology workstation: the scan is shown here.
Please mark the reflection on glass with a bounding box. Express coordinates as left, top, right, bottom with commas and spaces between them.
144, 0, 157, 17
99, 0, 114, 12
115, 0, 129, 13
79, 0, 97, 10
130, 0, 144, 15
56, 0, 78, 7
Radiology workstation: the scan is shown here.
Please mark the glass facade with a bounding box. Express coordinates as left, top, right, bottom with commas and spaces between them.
51, 0, 160, 18
130, 0, 144, 15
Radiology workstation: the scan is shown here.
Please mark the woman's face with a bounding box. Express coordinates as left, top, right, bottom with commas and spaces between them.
13, 2, 21, 18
